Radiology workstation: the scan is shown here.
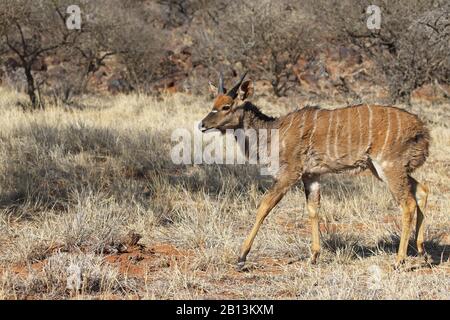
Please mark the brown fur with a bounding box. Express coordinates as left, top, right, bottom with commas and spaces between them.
213, 95, 234, 110
200, 80, 430, 269
273, 104, 430, 179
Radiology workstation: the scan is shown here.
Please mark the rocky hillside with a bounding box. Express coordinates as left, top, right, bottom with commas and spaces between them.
1, 0, 448, 105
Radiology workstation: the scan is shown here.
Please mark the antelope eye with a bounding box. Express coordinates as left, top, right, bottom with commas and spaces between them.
222, 105, 231, 111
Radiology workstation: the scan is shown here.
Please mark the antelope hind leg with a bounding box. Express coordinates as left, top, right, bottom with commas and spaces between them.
409, 176, 430, 260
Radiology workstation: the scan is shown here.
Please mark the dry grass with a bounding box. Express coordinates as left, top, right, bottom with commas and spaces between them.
0, 87, 448, 300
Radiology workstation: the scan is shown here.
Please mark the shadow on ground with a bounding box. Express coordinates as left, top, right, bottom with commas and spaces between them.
323, 233, 449, 265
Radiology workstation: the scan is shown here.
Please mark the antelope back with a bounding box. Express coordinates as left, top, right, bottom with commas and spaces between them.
279, 104, 429, 172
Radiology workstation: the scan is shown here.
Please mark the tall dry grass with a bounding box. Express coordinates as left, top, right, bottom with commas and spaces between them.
0, 87, 448, 299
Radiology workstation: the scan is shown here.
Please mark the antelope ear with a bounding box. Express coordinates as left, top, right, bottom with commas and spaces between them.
208, 82, 218, 95
240, 80, 254, 100
208, 81, 227, 95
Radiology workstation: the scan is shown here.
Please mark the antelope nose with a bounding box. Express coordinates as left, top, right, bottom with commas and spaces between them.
198, 121, 206, 132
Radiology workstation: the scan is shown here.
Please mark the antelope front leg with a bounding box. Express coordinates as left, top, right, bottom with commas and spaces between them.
303, 176, 321, 264
237, 175, 298, 270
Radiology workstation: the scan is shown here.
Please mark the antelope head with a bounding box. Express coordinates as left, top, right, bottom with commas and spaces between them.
199, 72, 254, 133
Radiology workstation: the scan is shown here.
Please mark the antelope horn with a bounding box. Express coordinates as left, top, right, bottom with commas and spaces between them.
227, 71, 248, 99
218, 71, 225, 94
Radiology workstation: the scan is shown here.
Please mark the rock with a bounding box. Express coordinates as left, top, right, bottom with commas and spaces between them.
123, 230, 142, 247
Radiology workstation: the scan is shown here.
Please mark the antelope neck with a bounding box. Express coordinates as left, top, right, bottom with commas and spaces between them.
241, 102, 278, 131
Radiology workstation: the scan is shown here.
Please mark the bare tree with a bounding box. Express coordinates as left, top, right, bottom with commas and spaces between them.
0, 0, 81, 109
156, 0, 205, 28
67, 3, 116, 94
306, 0, 450, 103
194, 0, 316, 97
109, 4, 175, 93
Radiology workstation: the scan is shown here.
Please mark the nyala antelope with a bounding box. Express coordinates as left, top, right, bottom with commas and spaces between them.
199, 72, 430, 269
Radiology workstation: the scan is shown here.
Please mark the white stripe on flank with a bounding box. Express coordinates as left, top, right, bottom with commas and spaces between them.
334, 109, 340, 159
282, 115, 295, 138
357, 107, 362, 155
347, 108, 352, 159
298, 112, 306, 139
379, 108, 391, 159
326, 111, 334, 158
367, 105, 373, 152
395, 109, 401, 143
309, 109, 319, 146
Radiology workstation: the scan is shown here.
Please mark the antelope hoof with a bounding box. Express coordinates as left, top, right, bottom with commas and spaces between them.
394, 258, 405, 270
310, 252, 320, 265
236, 258, 246, 271
418, 252, 431, 264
